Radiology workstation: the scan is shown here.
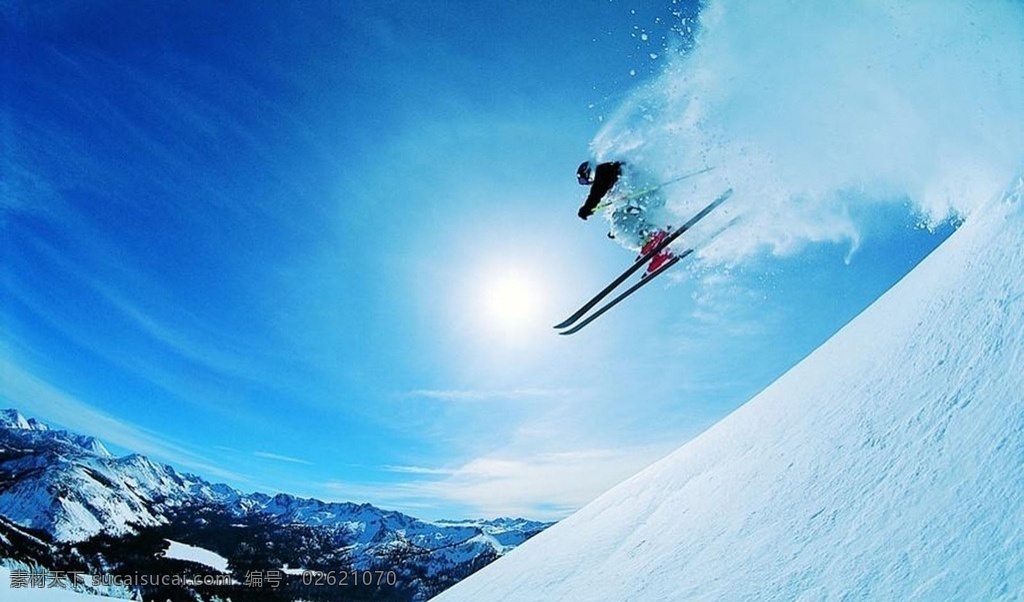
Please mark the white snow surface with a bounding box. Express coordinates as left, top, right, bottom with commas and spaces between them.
434, 180, 1024, 600
163, 539, 229, 573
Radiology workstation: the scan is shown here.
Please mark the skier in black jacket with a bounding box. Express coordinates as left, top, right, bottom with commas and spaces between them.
576, 161, 623, 220
575, 159, 676, 274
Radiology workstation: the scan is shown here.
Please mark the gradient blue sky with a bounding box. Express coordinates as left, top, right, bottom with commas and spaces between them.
1, 1, 960, 520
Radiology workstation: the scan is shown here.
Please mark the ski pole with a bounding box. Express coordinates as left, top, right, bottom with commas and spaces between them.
590, 166, 715, 212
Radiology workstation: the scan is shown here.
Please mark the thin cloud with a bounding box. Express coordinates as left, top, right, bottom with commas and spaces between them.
408, 387, 578, 402
254, 451, 312, 465
382, 465, 456, 476
19, 233, 286, 398
0, 353, 252, 485
316, 445, 671, 521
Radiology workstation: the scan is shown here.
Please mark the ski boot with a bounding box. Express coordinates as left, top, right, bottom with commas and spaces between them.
640, 230, 674, 277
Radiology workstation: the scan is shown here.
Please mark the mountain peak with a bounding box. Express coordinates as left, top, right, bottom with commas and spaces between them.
0, 409, 110, 457
0, 409, 49, 432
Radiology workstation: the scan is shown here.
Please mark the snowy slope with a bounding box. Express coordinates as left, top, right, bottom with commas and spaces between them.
435, 181, 1024, 601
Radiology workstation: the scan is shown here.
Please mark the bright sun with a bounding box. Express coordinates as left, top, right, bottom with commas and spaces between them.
479, 268, 544, 335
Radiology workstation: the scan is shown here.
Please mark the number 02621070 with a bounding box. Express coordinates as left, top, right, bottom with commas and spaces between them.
300, 570, 398, 587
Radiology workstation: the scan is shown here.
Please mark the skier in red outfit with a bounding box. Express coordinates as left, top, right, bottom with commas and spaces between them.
576, 160, 674, 275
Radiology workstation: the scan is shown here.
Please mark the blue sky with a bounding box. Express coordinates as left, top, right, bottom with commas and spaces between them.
2, 0, 994, 521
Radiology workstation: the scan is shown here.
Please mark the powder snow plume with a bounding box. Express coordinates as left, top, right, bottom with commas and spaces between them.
593, 0, 1024, 262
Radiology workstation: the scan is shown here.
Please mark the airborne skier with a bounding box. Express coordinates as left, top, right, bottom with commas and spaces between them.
556, 160, 733, 334
575, 160, 623, 220
575, 160, 675, 274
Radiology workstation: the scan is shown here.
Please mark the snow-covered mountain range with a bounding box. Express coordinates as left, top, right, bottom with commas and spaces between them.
0, 408, 550, 600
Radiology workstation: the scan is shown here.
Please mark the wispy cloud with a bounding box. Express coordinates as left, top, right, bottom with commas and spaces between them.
29, 228, 283, 385
0, 353, 252, 485
319, 445, 670, 521
382, 465, 456, 475
1, 44, 313, 410
254, 451, 312, 465
407, 387, 579, 402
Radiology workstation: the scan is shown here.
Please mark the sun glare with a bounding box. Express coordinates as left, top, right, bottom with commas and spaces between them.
480, 268, 544, 336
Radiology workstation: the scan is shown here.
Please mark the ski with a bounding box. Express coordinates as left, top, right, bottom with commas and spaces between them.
556, 215, 740, 335
557, 251, 689, 336
554, 188, 733, 330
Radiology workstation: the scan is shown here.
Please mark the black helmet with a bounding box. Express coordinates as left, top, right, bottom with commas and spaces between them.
576, 161, 593, 185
